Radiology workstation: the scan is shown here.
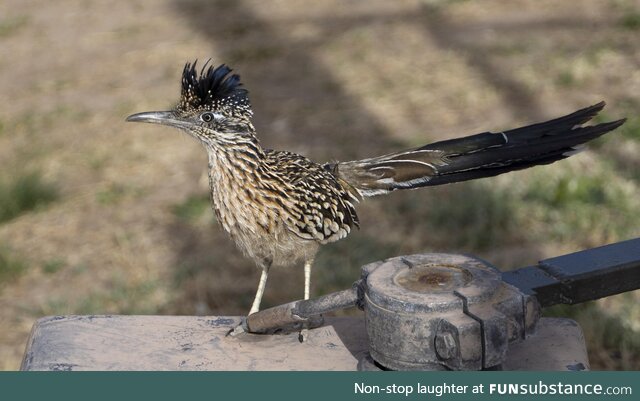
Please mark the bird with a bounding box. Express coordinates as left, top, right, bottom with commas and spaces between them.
126, 60, 625, 322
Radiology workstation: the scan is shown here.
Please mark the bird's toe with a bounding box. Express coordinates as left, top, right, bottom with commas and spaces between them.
226, 319, 248, 337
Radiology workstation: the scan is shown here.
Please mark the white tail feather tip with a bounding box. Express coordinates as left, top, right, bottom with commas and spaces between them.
563, 145, 585, 157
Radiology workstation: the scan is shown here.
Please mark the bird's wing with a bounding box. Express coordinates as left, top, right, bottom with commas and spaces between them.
265, 150, 359, 244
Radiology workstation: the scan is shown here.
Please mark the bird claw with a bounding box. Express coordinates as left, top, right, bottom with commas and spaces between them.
297, 314, 325, 342
298, 328, 309, 343
226, 318, 248, 337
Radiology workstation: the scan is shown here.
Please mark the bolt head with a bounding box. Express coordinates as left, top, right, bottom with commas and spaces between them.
435, 333, 458, 360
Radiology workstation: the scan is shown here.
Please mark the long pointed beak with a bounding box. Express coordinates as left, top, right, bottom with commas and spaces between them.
125, 111, 191, 130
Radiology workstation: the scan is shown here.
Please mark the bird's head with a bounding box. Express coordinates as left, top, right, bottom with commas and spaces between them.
126, 61, 255, 147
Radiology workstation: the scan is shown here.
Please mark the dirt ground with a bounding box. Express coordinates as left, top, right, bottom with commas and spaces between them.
1, 0, 639, 370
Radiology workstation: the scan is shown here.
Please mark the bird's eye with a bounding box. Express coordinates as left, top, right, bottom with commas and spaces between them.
201, 112, 214, 123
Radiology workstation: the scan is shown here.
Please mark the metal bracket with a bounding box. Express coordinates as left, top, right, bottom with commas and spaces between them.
503, 238, 640, 307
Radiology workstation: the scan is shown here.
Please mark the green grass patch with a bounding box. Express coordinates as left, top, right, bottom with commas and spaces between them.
618, 114, 640, 141
39, 280, 162, 316
96, 183, 144, 205
556, 71, 576, 87
0, 172, 59, 223
427, 183, 521, 250
592, 106, 640, 182
0, 15, 28, 38
423, 156, 639, 252
589, 112, 616, 149
524, 175, 610, 207
590, 110, 638, 148
87, 155, 108, 171
42, 259, 66, 274
521, 166, 639, 242
172, 194, 211, 222
96, 184, 127, 205
0, 247, 27, 284
315, 234, 401, 294
9, 106, 89, 141
76, 280, 160, 315
620, 12, 640, 30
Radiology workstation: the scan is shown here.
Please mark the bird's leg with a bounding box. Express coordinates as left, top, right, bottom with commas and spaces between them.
299, 257, 315, 342
249, 263, 271, 315
304, 257, 314, 300
228, 260, 271, 337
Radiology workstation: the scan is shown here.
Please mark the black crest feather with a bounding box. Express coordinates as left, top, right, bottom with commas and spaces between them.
178, 60, 250, 115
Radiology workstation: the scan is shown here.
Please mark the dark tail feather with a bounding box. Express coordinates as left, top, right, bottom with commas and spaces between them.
334, 102, 625, 197
426, 118, 625, 185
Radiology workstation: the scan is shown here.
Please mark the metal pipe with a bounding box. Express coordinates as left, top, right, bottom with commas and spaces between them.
246, 287, 359, 333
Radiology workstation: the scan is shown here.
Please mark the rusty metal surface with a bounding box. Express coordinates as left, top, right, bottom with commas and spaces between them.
503, 237, 640, 307
245, 301, 306, 334
246, 288, 358, 334
241, 240, 638, 368
294, 287, 359, 317
21, 316, 587, 371
362, 254, 539, 370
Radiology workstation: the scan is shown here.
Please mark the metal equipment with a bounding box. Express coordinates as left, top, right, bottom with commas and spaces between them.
245, 237, 640, 370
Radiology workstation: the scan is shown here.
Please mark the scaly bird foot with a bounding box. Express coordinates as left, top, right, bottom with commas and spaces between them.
298, 328, 309, 343
226, 318, 248, 337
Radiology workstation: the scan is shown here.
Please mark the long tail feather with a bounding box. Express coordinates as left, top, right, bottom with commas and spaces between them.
331, 102, 625, 197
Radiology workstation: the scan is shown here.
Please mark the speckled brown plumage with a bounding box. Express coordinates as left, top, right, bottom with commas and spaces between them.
127, 60, 625, 317
207, 145, 359, 269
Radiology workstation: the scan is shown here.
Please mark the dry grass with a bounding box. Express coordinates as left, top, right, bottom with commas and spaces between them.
0, 0, 639, 370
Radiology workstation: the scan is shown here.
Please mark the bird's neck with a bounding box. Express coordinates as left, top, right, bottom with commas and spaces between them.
206, 133, 267, 192
205, 133, 269, 234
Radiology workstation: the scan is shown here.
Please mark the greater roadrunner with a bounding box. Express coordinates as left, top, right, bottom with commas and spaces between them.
127, 61, 625, 317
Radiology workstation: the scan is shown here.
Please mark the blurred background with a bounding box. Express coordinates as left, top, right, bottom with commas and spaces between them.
1, 0, 640, 370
